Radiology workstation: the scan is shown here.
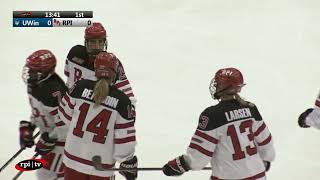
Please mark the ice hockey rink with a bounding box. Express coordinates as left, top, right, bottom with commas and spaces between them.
1, 0, 320, 179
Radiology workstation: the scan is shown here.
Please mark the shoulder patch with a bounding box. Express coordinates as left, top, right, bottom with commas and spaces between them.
67, 45, 88, 65
198, 115, 209, 130
116, 60, 127, 81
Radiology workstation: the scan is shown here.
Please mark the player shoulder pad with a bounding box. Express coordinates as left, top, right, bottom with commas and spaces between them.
114, 56, 127, 81
249, 103, 263, 121
33, 74, 67, 107
67, 45, 88, 65
196, 106, 221, 131
68, 79, 94, 99
109, 86, 135, 121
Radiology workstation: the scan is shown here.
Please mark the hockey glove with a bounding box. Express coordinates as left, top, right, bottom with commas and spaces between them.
19, 120, 36, 148
163, 155, 190, 176
263, 161, 271, 172
35, 132, 57, 155
298, 108, 313, 128
119, 156, 138, 180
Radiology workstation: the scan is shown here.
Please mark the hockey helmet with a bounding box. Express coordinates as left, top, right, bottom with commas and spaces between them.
85, 22, 107, 39
26, 50, 56, 72
209, 67, 245, 99
85, 22, 108, 56
23, 50, 56, 84
94, 52, 118, 80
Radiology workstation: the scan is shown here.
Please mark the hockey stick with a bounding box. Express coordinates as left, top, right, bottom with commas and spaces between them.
92, 156, 211, 171
0, 131, 40, 172
12, 152, 40, 180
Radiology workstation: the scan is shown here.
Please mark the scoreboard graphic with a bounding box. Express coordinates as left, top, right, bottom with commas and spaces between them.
13, 11, 93, 27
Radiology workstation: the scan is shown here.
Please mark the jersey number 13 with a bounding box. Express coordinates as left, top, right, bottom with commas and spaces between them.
227, 119, 258, 160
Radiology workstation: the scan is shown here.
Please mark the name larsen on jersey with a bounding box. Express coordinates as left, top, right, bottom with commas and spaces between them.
225, 108, 252, 121
81, 88, 119, 108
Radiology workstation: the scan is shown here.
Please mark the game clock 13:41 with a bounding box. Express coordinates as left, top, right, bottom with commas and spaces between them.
45, 12, 60, 18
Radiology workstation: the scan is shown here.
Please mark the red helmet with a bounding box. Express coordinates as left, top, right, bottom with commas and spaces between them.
26, 50, 56, 72
85, 22, 107, 39
94, 52, 118, 79
209, 67, 245, 99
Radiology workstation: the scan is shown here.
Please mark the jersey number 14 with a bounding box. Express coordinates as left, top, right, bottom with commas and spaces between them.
73, 102, 112, 144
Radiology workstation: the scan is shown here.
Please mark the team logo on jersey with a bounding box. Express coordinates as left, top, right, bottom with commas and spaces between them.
127, 105, 136, 119
117, 66, 127, 80
15, 159, 46, 171
198, 115, 209, 129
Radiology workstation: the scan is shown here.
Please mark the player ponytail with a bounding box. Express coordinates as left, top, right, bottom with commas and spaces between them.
93, 78, 110, 106
234, 94, 255, 108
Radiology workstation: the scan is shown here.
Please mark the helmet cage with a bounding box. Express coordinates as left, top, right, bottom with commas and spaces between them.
84, 22, 108, 56
85, 38, 108, 57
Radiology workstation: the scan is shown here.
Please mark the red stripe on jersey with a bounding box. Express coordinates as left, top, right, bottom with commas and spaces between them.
114, 136, 136, 144
126, 92, 134, 97
115, 122, 134, 129
63, 95, 75, 109
115, 80, 129, 88
189, 143, 213, 157
50, 109, 58, 116
315, 100, 320, 108
64, 71, 70, 77
191, 137, 203, 144
55, 121, 65, 127
254, 122, 266, 137
56, 141, 65, 146
42, 152, 55, 170
64, 150, 114, 169
123, 87, 132, 92
59, 106, 72, 121
257, 134, 272, 146
211, 171, 265, 180
127, 130, 136, 134
195, 130, 219, 144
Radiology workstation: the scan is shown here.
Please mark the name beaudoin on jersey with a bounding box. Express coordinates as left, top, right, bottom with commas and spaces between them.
64, 45, 136, 105
185, 99, 275, 179
69, 79, 133, 115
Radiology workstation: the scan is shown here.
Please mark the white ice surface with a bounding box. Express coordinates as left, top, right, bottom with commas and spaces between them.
1, 0, 320, 179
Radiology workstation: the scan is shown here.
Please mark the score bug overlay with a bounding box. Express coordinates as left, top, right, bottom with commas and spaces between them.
12, 11, 93, 27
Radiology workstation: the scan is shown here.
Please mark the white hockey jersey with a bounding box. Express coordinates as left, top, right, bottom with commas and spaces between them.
305, 92, 320, 129
64, 45, 136, 105
26, 73, 67, 178
58, 79, 136, 177
183, 99, 275, 180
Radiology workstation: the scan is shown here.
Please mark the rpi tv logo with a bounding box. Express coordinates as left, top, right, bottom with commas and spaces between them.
15, 159, 46, 171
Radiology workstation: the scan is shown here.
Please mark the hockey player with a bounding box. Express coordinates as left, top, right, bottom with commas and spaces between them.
58, 52, 137, 180
162, 68, 275, 180
64, 22, 136, 105
298, 92, 320, 129
20, 50, 67, 179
